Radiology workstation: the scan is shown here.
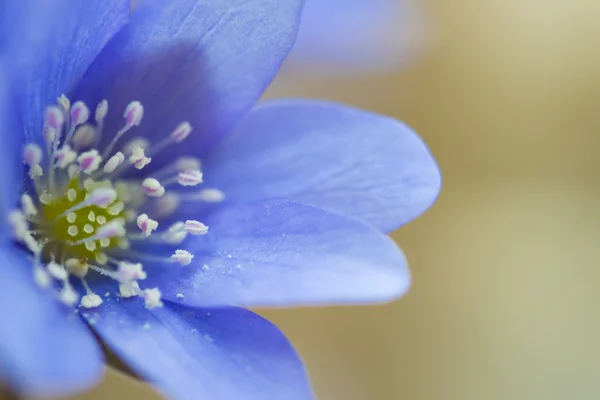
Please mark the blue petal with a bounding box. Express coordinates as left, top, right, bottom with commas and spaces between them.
73, 0, 304, 161
144, 200, 409, 307
0, 245, 103, 398
0, 0, 129, 144
203, 99, 441, 233
81, 301, 314, 400
0, 62, 24, 219
284, 0, 426, 72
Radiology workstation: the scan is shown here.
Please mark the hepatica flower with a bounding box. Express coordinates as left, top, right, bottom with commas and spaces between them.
0, 1, 440, 399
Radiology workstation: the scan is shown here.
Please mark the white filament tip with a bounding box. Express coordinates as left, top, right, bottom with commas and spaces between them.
124, 101, 144, 126
70, 101, 90, 127
80, 293, 103, 308
103, 151, 125, 173
177, 169, 203, 186
184, 220, 208, 235
136, 213, 158, 237
171, 249, 193, 265
142, 178, 165, 197
23, 143, 43, 166
143, 288, 163, 309
170, 121, 192, 143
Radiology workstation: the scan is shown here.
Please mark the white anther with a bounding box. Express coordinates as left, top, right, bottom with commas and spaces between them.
95, 100, 108, 122
129, 146, 151, 170
20, 194, 37, 216
197, 188, 225, 202
119, 281, 140, 298
72, 124, 96, 148
117, 262, 147, 283
34, 266, 51, 288
170, 121, 192, 143
45, 106, 64, 131
136, 213, 158, 237
153, 193, 180, 219
95, 219, 126, 239
103, 151, 125, 173
23, 144, 43, 166
176, 157, 201, 171
29, 165, 43, 178
65, 258, 89, 277
96, 215, 107, 225
39, 192, 53, 204
80, 293, 103, 308
122, 137, 149, 155
184, 220, 208, 235
67, 225, 79, 236
88, 211, 96, 222
89, 187, 117, 207
55, 145, 78, 168
43, 127, 56, 144
8, 211, 28, 237
59, 285, 79, 306
23, 234, 41, 254
77, 149, 102, 174
142, 178, 165, 197
70, 101, 90, 127
171, 249, 193, 265
143, 288, 163, 309
162, 222, 188, 244
177, 169, 203, 186
85, 241, 97, 251
124, 101, 144, 127
47, 262, 68, 281
58, 94, 70, 113
67, 213, 77, 223
83, 224, 94, 234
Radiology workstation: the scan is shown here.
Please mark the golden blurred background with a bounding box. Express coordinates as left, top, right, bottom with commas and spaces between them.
41, 0, 600, 399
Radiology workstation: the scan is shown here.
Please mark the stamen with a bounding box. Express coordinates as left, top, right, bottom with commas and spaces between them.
103, 152, 125, 173
95, 100, 108, 123
72, 124, 96, 149
23, 144, 42, 167
80, 279, 103, 309
184, 220, 208, 235
77, 149, 102, 174
136, 213, 158, 237
55, 145, 78, 169
141, 178, 165, 197
101, 101, 144, 158
20, 194, 37, 217
171, 249, 193, 265
129, 146, 151, 170
142, 288, 163, 309
176, 169, 203, 187
11, 96, 212, 312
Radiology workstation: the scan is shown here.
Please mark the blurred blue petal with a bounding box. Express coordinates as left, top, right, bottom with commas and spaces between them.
203, 99, 440, 233
74, 0, 304, 161
0, 63, 23, 218
81, 301, 314, 400
285, 0, 427, 72
0, 246, 103, 398
144, 200, 409, 307
0, 0, 129, 144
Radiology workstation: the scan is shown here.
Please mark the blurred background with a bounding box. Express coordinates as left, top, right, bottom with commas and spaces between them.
64, 0, 600, 399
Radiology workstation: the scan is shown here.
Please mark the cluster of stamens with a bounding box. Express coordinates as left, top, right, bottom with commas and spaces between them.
10, 95, 224, 309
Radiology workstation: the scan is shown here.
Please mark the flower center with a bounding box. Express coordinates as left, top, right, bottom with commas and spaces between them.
9, 96, 224, 310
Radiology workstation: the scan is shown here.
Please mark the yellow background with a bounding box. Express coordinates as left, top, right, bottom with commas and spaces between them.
8, 0, 600, 399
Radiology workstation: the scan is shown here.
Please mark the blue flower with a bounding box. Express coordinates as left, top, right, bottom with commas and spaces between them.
285, 0, 428, 73
0, 1, 440, 400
